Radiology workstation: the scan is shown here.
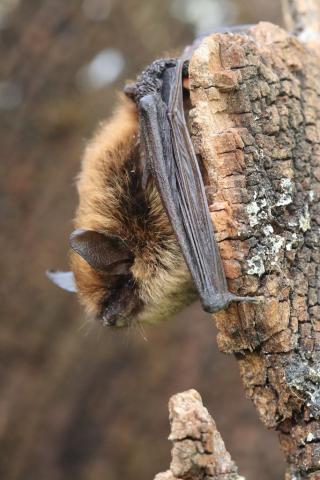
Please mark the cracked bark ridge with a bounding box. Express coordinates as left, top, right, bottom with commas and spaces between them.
188, 22, 320, 479
154, 389, 243, 480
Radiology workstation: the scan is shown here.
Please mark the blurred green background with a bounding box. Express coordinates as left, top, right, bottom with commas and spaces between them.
0, 1, 285, 479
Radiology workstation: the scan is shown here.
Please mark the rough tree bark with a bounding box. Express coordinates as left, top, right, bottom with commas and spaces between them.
154, 3, 320, 480
154, 390, 243, 480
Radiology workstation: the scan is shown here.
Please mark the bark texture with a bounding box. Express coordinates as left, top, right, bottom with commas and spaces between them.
188, 21, 320, 479
154, 390, 243, 480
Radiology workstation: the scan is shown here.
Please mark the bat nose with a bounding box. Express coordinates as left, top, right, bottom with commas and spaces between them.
101, 310, 129, 328
103, 316, 117, 327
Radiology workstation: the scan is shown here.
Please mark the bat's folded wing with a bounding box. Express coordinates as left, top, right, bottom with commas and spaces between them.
138, 60, 258, 313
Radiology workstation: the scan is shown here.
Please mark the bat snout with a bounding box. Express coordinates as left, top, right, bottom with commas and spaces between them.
99, 277, 141, 328
101, 310, 129, 328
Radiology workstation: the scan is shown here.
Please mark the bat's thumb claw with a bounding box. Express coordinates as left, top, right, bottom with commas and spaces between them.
232, 294, 264, 305
250, 295, 264, 304
124, 82, 137, 99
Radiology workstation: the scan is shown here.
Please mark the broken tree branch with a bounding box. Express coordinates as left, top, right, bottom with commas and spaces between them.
154, 389, 243, 480
184, 18, 320, 480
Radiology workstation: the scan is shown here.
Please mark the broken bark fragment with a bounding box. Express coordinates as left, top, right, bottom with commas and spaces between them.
153, 389, 243, 480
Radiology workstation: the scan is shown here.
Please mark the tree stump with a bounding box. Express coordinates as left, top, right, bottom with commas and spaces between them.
188, 20, 320, 480
155, 14, 320, 480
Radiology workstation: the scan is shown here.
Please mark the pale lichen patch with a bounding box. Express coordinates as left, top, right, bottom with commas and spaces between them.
246, 197, 267, 227
306, 432, 315, 442
247, 255, 265, 276
276, 193, 292, 206
299, 205, 311, 232
268, 235, 285, 263
247, 232, 286, 275
246, 200, 260, 227
276, 178, 293, 206
263, 225, 274, 235
286, 233, 299, 251
309, 190, 315, 202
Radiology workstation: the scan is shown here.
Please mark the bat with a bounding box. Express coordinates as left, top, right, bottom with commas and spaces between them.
47, 97, 197, 327
47, 29, 258, 327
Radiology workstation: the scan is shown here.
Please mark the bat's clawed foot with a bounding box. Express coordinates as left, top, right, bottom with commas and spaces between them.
202, 293, 263, 314
229, 294, 263, 306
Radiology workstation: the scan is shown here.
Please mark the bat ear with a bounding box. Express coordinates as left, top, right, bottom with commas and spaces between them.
46, 270, 77, 293
69, 229, 134, 274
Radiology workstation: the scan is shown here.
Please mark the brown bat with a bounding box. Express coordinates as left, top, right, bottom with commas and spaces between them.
47, 28, 258, 327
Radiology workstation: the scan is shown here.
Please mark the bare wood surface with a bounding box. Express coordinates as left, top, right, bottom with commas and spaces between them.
187, 21, 320, 479
154, 389, 243, 480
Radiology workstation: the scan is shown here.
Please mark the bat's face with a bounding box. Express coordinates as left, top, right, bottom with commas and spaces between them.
69, 223, 195, 328
48, 99, 197, 327
69, 229, 139, 327
67, 176, 196, 328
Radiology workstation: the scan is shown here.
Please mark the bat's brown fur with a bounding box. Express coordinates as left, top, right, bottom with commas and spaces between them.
71, 95, 196, 325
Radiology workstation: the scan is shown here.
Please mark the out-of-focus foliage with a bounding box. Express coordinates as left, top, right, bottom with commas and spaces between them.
0, 1, 284, 479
